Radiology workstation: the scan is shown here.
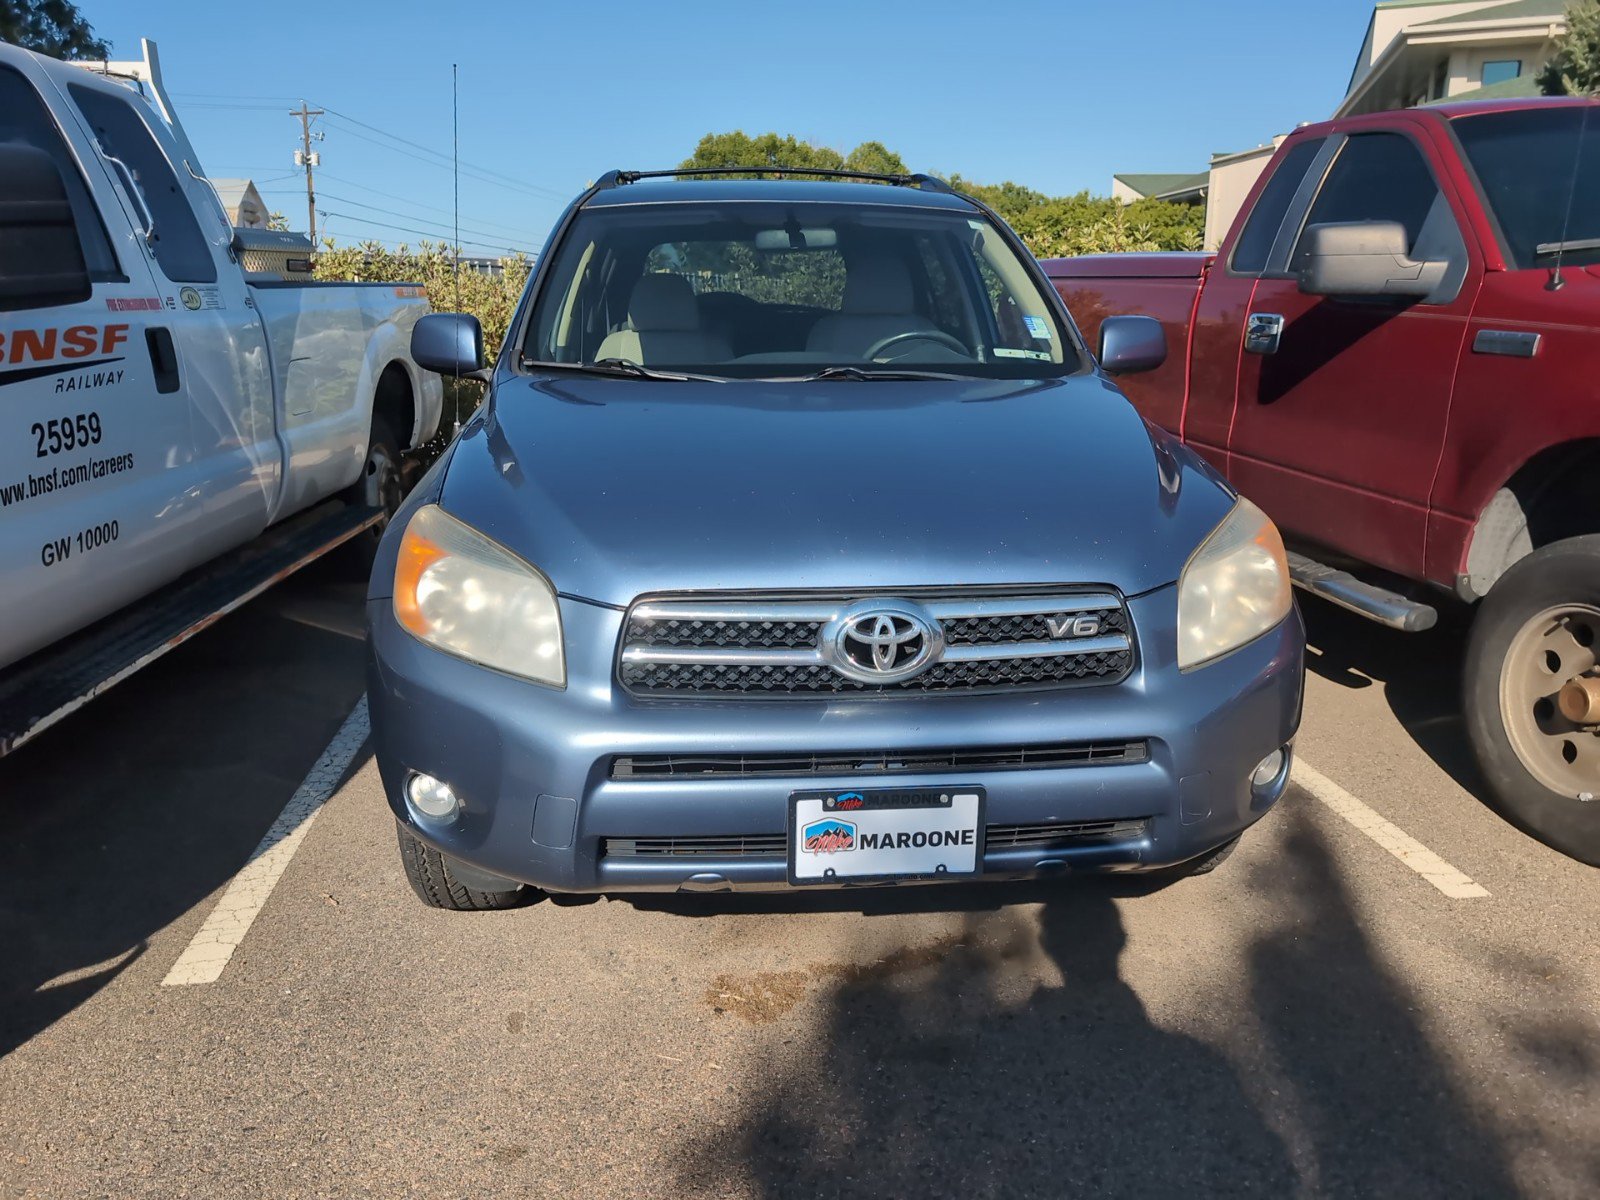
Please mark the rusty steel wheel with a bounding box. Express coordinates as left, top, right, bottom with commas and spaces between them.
1498, 604, 1600, 800
1465, 536, 1600, 866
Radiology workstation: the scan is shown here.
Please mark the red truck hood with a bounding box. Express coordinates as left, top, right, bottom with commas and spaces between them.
1042, 252, 1213, 280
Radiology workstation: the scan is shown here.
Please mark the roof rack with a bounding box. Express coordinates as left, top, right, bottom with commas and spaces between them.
600, 166, 955, 192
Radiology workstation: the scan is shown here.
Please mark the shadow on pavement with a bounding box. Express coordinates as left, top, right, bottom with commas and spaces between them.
1300, 594, 1487, 799
673, 805, 1517, 1198
0, 563, 370, 1059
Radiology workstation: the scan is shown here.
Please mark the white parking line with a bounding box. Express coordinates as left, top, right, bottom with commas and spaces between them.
161, 697, 370, 986
1293, 758, 1490, 899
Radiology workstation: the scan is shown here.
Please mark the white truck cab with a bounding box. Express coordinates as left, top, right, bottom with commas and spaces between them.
0, 39, 442, 750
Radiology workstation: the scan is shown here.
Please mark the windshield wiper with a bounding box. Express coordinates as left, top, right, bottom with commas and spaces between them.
521, 357, 728, 383
798, 365, 970, 382
1535, 237, 1600, 258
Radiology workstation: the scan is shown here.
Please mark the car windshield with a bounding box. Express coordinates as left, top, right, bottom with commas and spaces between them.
1454, 105, 1600, 270
523, 196, 1081, 379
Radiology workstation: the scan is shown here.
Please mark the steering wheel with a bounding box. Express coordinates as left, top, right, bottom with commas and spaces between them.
862, 329, 971, 362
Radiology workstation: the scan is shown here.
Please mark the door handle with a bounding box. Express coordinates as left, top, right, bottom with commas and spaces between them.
146, 327, 181, 394
104, 154, 156, 247
1245, 312, 1285, 356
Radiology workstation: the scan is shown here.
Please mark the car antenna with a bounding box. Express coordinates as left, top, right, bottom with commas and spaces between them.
452, 61, 464, 433
1546, 104, 1593, 293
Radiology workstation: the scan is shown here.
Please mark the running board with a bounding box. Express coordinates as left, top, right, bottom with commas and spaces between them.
1287, 551, 1437, 633
0, 501, 381, 759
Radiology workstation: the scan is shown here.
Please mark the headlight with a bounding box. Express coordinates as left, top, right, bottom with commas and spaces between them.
393, 503, 565, 687
1177, 497, 1291, 670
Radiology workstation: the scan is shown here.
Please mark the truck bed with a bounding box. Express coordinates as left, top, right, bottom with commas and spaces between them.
1042, 254, 1212, 437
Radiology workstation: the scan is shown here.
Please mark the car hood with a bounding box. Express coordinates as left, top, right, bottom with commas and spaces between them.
438, 372, 1234, 607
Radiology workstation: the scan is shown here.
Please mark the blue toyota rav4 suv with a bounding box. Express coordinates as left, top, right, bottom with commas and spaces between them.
367, 168, 1304, 909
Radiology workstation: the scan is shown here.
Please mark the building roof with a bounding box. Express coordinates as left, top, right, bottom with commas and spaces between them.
1112, 172, 1208, 198
211, 178, 262, 209
1415, 0, 1562, 26
1424, 71, 1545, 102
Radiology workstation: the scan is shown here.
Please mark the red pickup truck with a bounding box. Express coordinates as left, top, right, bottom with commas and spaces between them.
1047, 97, 1599, 865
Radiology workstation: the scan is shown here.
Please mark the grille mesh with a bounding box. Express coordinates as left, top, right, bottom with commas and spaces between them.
943, 607, 1127, 645
611, 739, 1148, 780
624, 617, 820, 649
602, 818, 1151, 860
621, 593, 1134, 697
620, 651, 1130, 695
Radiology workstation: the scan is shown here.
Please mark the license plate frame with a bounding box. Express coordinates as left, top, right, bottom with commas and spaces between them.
787, 785, 986, 886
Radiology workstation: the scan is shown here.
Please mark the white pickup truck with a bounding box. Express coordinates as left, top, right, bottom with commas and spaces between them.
0, 39, 442, 754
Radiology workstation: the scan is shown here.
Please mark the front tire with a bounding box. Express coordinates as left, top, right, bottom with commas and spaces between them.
1464, 536, 1600, 866
395, 822, 535, 910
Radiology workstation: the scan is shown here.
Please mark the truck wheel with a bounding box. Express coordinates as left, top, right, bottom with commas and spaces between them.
395, 822, 535, 910
348, 417, 404, 527
1464, 536, 1600, 866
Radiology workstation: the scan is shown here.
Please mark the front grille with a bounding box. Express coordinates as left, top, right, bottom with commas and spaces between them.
601, 818, 1151, 860
610, 739, 1148, 780
619, 593, 1134, 697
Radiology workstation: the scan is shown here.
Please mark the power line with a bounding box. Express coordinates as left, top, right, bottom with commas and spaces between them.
315, 104, 569, 200
319, 118, 564, 206
257, 183, 536, 243
314, 190, 536, 245
315, 172, 534, 234
316, 209, 537, 255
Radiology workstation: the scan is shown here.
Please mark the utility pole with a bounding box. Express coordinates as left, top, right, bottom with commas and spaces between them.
290, 102, 324, 243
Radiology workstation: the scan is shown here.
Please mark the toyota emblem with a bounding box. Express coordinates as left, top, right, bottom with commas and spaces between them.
821, 600, 943, 684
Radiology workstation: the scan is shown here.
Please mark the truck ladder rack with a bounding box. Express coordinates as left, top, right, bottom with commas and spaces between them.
0, 501, 381, 759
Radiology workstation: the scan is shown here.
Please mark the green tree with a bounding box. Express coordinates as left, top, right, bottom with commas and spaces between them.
1540, 1, 1600, 96
266, 211, 291, 232
0, 0, 110, 59
676, 130, 1207, 258
842, 140, 908, 176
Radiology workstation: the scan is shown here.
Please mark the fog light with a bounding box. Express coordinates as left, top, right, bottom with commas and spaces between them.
407, 772, 460, 821
1251, 748, 1287, 789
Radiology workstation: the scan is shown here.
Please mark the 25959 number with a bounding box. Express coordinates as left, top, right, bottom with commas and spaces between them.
33, 412, 103, 458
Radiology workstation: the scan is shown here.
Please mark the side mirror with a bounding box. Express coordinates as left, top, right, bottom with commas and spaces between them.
411, 312, 486, 378
1098, 315, 1167, 375
0, 144, 91, 311
1297, 221, 1448, 299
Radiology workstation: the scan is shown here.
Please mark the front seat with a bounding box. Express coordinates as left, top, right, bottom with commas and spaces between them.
594, 274, 731, 365
805, 252, 939, 359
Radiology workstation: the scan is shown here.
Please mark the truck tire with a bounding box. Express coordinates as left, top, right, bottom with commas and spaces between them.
346, 416, 404, 527
1464, 536, 1600, 866
340, 417, 403, 574
396, 822, 535, 910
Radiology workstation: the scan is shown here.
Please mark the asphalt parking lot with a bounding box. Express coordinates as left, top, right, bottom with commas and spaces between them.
1, 564, 1596, 1199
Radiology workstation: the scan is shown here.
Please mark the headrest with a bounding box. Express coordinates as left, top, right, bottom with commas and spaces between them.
629, 273, 699, 331
842, 253, 913, 314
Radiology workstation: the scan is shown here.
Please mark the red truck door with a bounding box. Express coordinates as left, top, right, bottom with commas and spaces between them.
1224, 125, 1482, 579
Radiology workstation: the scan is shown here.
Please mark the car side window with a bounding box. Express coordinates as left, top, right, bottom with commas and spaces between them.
1230, 137, 1325, 275
69, 84, 218, 284
1289, 132, 1445, 272
0, 65, 120, 286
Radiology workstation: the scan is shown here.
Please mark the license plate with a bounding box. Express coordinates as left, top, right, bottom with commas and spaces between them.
788, 786, 986, 885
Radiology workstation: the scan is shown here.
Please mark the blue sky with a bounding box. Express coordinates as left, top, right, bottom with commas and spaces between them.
97, 0, 1380, 255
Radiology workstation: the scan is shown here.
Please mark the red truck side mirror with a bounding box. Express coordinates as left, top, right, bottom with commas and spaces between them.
1297, 221, 1449, 300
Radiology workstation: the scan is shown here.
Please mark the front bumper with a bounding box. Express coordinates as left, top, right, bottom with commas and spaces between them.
366, 585, 1304, 892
